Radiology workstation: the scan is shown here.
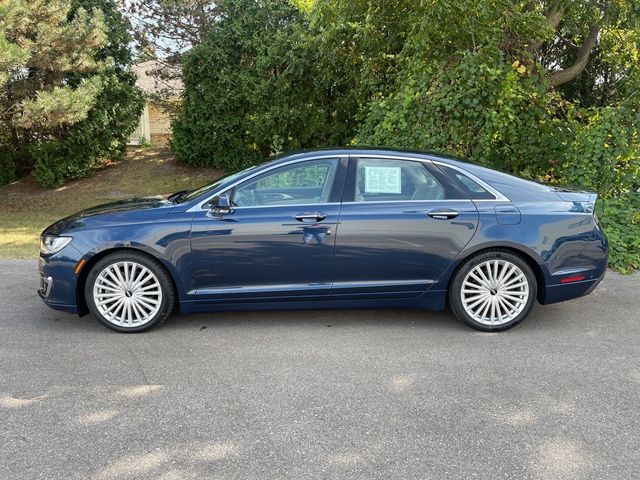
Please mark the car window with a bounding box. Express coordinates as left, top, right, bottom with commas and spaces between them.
354, 158, 445, 202
438, 165, 496, 200
233, 158, 339, 207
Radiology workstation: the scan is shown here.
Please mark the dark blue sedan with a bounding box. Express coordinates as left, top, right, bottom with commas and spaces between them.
39, 148, 608, 332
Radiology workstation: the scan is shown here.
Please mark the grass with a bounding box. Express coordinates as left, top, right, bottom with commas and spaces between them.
0, 147, 222, 259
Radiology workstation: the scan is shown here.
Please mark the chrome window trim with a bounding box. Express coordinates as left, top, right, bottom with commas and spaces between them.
230, 202, 342, 210
340, 199, 474, 205
187, 152, 510, 212
187, 154, 349, 212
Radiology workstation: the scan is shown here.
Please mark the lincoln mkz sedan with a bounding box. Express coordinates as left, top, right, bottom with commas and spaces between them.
39, 148, 608, 332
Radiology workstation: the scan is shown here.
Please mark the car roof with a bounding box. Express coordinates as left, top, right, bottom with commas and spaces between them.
273, 148, 556, 202
187, 147, 557, 207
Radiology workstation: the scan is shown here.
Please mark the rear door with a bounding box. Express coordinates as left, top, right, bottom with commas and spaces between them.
331, 156, 479, 299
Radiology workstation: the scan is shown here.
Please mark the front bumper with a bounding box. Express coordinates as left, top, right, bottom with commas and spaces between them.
38, 245, 84, 315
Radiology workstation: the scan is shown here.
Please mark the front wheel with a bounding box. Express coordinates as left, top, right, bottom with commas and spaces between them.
85, 251, 176, 333
449, 250, 537, 332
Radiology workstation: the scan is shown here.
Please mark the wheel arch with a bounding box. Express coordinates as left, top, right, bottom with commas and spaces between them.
76, 247, 180, 316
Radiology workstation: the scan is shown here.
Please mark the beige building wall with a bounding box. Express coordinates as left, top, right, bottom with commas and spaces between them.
129, 102, 173, 146
148, 103, 172, 146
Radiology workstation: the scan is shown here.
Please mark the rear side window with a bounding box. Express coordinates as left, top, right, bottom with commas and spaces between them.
437, 165, 496, 200
354, 158, 446, 202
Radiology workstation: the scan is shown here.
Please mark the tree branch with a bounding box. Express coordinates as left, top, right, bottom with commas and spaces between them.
547, 25, 600, 88
531, 2, 565, 51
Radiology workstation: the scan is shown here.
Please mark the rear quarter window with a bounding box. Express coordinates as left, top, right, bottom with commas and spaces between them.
437, 165, 496, 200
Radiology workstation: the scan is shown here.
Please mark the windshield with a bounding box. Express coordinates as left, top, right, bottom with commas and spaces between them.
177, 165, 259, 203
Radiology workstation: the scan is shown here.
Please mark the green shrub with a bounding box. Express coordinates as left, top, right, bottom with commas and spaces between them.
356, 49, 566, 180
30, 142, 100, 188
172, 0, 333, 170
597, 194, 640, 273
0, 147, 16, 185
559, 107, 640, 197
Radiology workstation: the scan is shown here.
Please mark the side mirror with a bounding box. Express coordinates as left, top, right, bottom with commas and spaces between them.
209, 194, 232, 216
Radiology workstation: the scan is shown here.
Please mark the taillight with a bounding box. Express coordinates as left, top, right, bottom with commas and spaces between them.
560, 275, 586, 283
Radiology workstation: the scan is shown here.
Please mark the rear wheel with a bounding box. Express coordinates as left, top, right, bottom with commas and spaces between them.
449, 250, 537, 331
85, 251, 176, 333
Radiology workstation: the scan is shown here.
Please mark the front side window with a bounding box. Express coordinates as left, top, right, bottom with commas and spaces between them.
233, 158, 339, 207
354, 158, 446, 202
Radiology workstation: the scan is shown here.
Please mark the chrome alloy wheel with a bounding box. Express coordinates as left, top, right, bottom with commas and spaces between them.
92, 261, 163, 327
460, 259, 529, 326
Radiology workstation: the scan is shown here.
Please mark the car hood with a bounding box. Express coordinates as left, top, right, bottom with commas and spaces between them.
43, 196, 174, 236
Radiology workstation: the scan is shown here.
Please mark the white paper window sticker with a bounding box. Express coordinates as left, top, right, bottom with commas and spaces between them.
364, 166, 402, 194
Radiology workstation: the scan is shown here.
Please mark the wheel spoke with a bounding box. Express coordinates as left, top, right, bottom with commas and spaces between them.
502, 274, 525, 288
130, 300, 145, 322
466, 294, 489, 310
130, 267, 149, 290
501, 293, 527, 304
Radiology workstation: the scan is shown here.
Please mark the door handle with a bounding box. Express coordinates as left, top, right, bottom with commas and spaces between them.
293, 212, 327, 222
427, 209, 459, 220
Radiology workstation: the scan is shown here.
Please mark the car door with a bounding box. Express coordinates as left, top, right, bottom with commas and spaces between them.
189, 156, 347, 303
331, 156, 479, 299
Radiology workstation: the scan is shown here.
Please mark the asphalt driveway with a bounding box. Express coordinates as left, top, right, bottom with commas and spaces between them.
0, 260, 639, 479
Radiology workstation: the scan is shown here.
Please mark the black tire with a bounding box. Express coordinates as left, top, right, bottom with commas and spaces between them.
84, 250, 176, 333
449, 249, 537, 332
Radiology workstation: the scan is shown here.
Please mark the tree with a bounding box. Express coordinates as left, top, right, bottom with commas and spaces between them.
334, 0, 639, 184
0, 0, 107, 155
122, 0, 218, 107
171, 0, 330, 169
0, 0, 143, 186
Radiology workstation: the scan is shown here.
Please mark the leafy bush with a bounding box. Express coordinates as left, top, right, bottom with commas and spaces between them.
0, 147, 16, 185
172, 0, 330, 170
30, 142, 99, 188
357, 49, 566, 179
597, 194, 640, 273
559, 107, 640, 197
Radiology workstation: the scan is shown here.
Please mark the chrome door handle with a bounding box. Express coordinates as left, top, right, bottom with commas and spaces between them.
293, 212, 327, 222
427, 209, 459, 220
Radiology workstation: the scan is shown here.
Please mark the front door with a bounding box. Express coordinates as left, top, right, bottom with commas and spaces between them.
190, 157, 346, 303
332, 156, 479, 298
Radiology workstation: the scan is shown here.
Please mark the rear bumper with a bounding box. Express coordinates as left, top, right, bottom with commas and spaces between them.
542, 269, 605, 305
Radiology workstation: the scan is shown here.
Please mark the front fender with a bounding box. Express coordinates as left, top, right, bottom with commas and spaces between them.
69, 218, 193, 302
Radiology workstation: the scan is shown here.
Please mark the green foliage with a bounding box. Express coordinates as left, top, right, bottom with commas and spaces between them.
32, 73, 144, 187
559, 106, 640, 197
357, 49, 566, 178
0, 0, 108, 152
0, 147, 16, 185
597, 194, 640, 273
172, 0, 323, 169
30, 142, 98, 188
0, 0, 142, 187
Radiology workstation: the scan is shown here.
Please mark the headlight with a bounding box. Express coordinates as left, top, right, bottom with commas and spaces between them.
40, 235, 72, 255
